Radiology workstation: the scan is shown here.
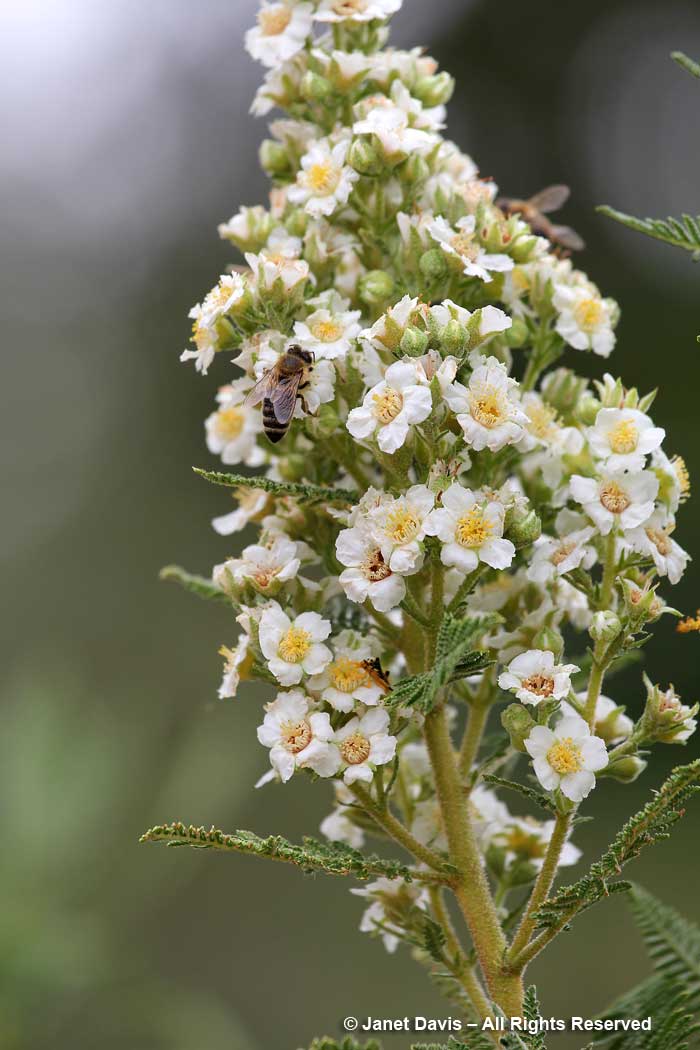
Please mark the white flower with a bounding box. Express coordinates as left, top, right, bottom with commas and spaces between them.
411, 798, 446, 850
444, 358, 528, 452
211, 488, 268, 536
217, 536, 301, 593
336, 707, 397, 784
336, 526, 407, 612
288, 139, 359, 218
360, 294, 422, 353
259, 603, 332, 686
205, 384, 266, 467
315, 0, 402, 23
527, 527, 597, 584
320, 806, 364, 848
257, 689, 340, 782
622, 509, 689, 584
308, 635, 387, 712
570, 469, 658, 535
553, 283, 617, 357
428, 214, 513, 283
495, 817, 581, 871
469, 785, 511, 849
244, 2, 313, 68
561, 693, 633, 745
425, 483, 515, 573
429, 299, 512, 344
351, 876, 428, 954
294, 300, 361, 360
588, 407, 664, 472
525, 714, 608, 802
181, 302, 219, 374
368, 485, 435, 574
245, 250, 309, 292
353, 87, 440, 158
518, 392, 584, 457
347, 360, 433, 454
217, 635, 252, 699
656, 687, 697, 743
498, 649, 580, 706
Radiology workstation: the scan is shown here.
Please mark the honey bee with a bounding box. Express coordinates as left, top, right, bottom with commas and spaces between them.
361, 658, 391, 694
245, 344, 314, 443
496, 184, 585, 252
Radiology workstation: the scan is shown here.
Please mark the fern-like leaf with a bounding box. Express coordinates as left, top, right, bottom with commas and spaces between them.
482, 775, 557, 814
533, 760, 700, 933
194, 468, 358, 505
140, 823, 412, 881
306, 1039, 383, 1050
597, 206, 700, 259
627, 885, 700, 1014
159, 565, 230, 603
589, 977, 698, 1050
672, 50, 700, 79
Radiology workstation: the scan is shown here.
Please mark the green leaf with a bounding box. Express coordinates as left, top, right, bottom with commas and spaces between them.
159, 565, 230, 603
411, 1038, 480, 1050
482, 775, 557, 814
533, 760, 700, 933
305, 1040, 383, 1050
597, 206, 700, 256
193, 468, 358, 505
590, 975, 698, 1050
419, 914, 448, 963
672, 50, 700, 79
386, 613, 500, 714
627, 885, 700, 1014
140, 822, 413, 881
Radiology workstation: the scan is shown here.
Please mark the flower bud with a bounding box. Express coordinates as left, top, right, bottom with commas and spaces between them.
605, 755, 647, 783
300, 71, 332, 101
399, 324, 429, 357
285, 209, 308, 238
414, 71, 454, 107
501, 703, 535, 753
277, 453, 308, 482
440, 319, 466, 355
504, 503, 541, 549
503, 317, 529, 348
574, 394, 601, 426
419, 248, 449, 281
259, 139, 291, 177
589, 610, 622, 644
530, 625, 564, 659
640, 675, 698, 744
306, 403, 341, 439
348, 137, 383, 176
358, 269, 395, 306
541, 368, 590, 416
510, 234, 539, 263
401, 153, 430, 185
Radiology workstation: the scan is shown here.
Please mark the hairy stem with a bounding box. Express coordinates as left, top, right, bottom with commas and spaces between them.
584, 530, 618, 727
349, 783, 448, 873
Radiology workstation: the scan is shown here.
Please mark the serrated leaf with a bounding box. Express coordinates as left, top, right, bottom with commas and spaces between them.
482, 775, 557, 814
672, 50, 700, 78
420, 914, 448, 963
159, 565, 230, 603
140, 823, 412, 881
306, 1039, 383, 1050
591, 975, 698, 1050
627, 885, 700, 1015
194, 468, 358, 505
597, 206, 700, 255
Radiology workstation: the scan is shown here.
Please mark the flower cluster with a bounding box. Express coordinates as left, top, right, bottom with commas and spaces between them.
175, 0, 696, 987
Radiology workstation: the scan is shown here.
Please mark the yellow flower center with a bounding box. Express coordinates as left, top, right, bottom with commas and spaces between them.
451, 232, 479, 261
372, 387, 404, 424
511, 267, 532, 294
217, 407, 246, 440
455, 506, 493, 548
278, 626, 312, 663
280, 719, 312, 754
193, 322, 211, 351
258, 5, 292, 35
330, 657, 371, 693
384, 506, 420, 544
608, 418, 639, 455
502, 825, 547, 860
332, 0, 368, 13
310, 319, 343, 342
527, 401, 559, 442
645, 527, 671, 556
573, 297, 603, 333
306, 162, 340, 195
551, 539, 576, 566
599, 481, 631, 514
340, 731, 371, 765
469, 385, 508, 429
672, 455, 691, 502
361, 548, 392, 582
522, 674, 556, 698
547, 738, 583, 775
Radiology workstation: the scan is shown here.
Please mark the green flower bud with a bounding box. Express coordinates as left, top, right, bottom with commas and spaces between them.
414, 72, 455, 107
589, 610, 622, 644
358, 269, 395, 306
306, 403, 341, 439
503, 317, 529, 348
401, 153, 430, 185
419, 248, 449, 281
501, 704, 536, 753
510, 234, 539, 262
541, 367, 590, 416
259, 139, 291, 177
285, 209, 308, 238
440, 319, 466, 355
605, 755, 647, 782
530, 625, 564, 659
300, 71, 332, 101
504, 503, 542, 549
640, 675, 698, 745
347, 137, 383, 176
399, 324, 429, 357
574, 394, 602, 426
277, 454, 308, 482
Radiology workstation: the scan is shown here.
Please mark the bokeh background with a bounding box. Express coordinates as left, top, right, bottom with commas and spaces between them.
3, 1, 700, 1047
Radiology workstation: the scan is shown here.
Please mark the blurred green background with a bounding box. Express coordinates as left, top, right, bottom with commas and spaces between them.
2, 1, 700, 1047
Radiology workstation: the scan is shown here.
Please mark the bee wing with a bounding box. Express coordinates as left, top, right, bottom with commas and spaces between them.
269, 371, 303, 424
550, 224, 585, 251
529, 184, 571, 214
244, 370, 276, 408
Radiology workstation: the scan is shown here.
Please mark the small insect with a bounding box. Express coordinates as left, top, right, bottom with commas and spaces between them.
361, 658, 391, 694
245, 344, 314, 443
497, 184, 585, 252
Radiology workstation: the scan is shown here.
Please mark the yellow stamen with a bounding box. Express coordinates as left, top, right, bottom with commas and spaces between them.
305, 162, 340, 195
645, 527, 671, 556
672, 455, 691, 503
599, 481, 631, 514
547, 738, 583, 775
573, 297, 603, 332
677, 610, 700, 634
384, 506, 420, 544
372, 387, 403, 424
258, 5, 292, 36
522, 674, 556, 698
469, 384, 508, 429
329, 657, 371, 693
551, 539, 576, 566
527, 401, 559, 442
216, 407, 245, 440
455, 506, 493, 548
608, 418, 639, 455
451, 231, 479, 260
310, 319, 343, 342
340, 732, 371, 765
280, 719, 312, 754
278, 626, 312, 663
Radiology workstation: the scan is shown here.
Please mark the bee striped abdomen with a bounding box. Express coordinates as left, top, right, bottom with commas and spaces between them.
262, 398, 287, 442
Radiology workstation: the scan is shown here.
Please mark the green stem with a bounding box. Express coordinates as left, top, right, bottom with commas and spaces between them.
423, 705, 523, 1015
584, 530, 618, 727
349, 783, 448, 874
447, 565, 485, 613
506, 810, 572, 968
459, 700, 491, 778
